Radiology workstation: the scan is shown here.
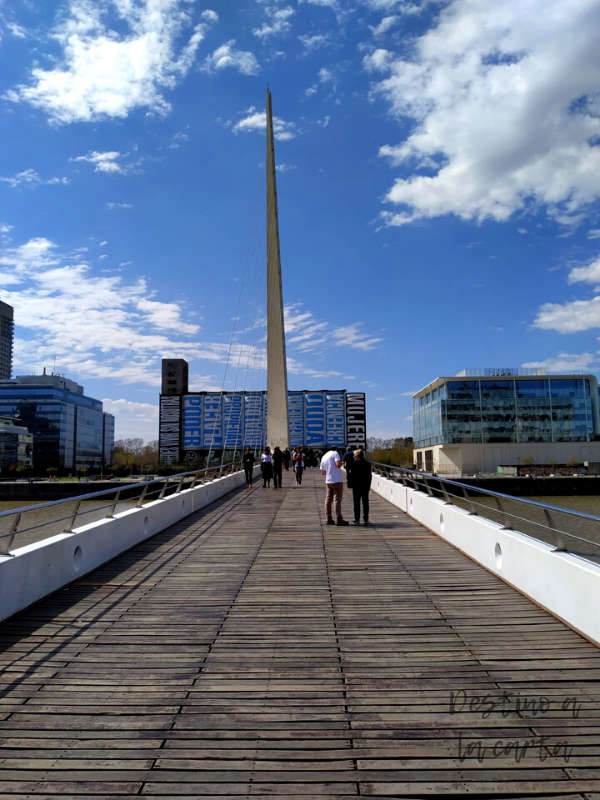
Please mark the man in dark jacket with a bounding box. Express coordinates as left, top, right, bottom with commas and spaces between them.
272, 446, 284, 488
343, 446, 354, 486
242, 447, 255, 488
283, 448, 291, 471
351, 449, 372, 524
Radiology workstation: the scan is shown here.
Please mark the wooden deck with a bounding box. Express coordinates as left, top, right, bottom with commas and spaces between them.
0, 470, 599, 798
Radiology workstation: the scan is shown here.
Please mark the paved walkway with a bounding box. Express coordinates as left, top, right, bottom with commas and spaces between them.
0, 471, 599, 798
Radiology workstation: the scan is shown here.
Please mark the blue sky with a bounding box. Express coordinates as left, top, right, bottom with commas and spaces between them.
1, 0, 599, 442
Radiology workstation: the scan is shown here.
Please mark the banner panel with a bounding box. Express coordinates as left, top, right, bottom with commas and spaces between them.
202, 394, 223, 449
244, 393, 265, 448
326, 393, 346, 448
288, 392, 305, 447
305, 392, 326, 446
346, 392, 367, 450
182, 395, 202, 450
223, 394, 244, 449
159, 395, 181, 464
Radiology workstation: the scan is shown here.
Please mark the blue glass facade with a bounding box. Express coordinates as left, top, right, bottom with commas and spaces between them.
414, 377, 596, 448
0, 384, 114, 470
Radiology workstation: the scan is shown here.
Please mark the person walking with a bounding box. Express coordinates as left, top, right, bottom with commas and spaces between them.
272, 446, 284, 489
283, 447, 291, 471
321, 447, 349, 526
343, 446, 354, 486
351, 449, 372, 525
242, 447, 255, 488
293, 445, 305, 487
261, 447, 273, 488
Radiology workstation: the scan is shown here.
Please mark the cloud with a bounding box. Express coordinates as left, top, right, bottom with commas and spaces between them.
202, 40, 260, 75
534, 255, 600, 332
284, 304, 383, 352
106, 202, 133, 210
276, 163, 297, 172
229, 106, 296, 141
568, 257, 600, 286
167, 131, 189, 149
588, 230, 600, 240
305, 66, 339, 98
5, 0, 212, 124
99, 241, 108, 247
0, 169, 69, 189
253, 5, 295, 38
370, 16, 398, 37
371, 0, 600, 228
101, 398, 159, 442
72, 150, 131, 174
201, 10, 219, 23
6, 22, 27, 39
298, 33, 331, 51
522, 353, 597, 372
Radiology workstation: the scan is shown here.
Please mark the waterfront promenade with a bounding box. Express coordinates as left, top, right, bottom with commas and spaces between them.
0, 471, 599, 797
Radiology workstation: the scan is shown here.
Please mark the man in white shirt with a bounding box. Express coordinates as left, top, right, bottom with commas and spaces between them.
320, 447, 349, 526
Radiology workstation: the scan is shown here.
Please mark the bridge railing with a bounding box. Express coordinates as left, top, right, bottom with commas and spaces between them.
371, 461, 600, 565
0, 462, 244, 556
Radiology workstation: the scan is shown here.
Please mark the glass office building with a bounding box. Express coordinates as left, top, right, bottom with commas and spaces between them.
414, 371, 599, 449
0, 373, 115, 471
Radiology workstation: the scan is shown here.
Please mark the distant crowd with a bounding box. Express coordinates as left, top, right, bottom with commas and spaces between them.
242, 444, 372, 527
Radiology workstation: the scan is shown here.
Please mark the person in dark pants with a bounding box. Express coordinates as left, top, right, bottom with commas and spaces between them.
243, 447, 255, 488
293, 445, 305, 487
343, 446, 354, 486
283, 448, 291, 471
261, 447, 273, 488
272, 446, 284, 488
351, 449, 372, 524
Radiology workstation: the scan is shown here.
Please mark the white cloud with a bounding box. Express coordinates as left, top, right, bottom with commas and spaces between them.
276, 163, 297, 172
305, 66, 339, 98
229, 106, 296, 141
5, 0, 211, 124
331, 323, 384, 351
0, 169, 69, 189
284, 304, 383, 353
568, 257, 600, 286
72, 150, 130, 174
588, 230, 600, 240
106, 202, 133, 210
370, 16, 398, 37
202, 40, 260, 76
253, 5, 294, 38
363, 48, 393, 72
522, 353, 596, 372
101, 398, 159, 442
298, 33, 331, 50
6, 22, 27, 39
371, 0, 600, 228
201, 10, 219, 23
99, 240, 108, 247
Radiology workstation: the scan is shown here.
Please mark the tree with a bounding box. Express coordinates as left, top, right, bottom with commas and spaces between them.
112, 438, 159, 471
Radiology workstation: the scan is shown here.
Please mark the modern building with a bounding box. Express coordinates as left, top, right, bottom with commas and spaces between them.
158, 359, 367, 465
413, 368, 600, 475
0, 371, 115, 471
0, 301, 14, 380
0, 416, 33, 472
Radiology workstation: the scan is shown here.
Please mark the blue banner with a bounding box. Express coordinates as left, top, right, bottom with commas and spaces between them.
223, 394, 243, 449
326, 393, 346, 447
288, 392, 304, 447
244, 393, 265, 448
182, 395, 202, 450
305, 392, 326, 446
203, 394, 223, 449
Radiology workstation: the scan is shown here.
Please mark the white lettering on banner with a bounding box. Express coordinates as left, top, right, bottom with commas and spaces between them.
305, 393, 326, 446
159, 396, 181, 464
288, 392, 304, 447
182, 396, 202, 450
326, 393, 346, 447
244, 393, 265, 448
346, 393, 367, 449
203, 395, 223, 448
223, 394, 243, 448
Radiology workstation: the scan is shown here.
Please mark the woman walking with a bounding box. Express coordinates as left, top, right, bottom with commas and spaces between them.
293, 445, 305, 487
261, 447, 273, 488
243, 447, 255, 488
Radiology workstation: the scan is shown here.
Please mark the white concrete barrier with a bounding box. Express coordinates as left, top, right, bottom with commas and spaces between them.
0, 468, 259, 623
372, 472, 600, 647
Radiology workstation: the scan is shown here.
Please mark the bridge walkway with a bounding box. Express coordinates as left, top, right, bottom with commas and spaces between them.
0, 471, 599, 798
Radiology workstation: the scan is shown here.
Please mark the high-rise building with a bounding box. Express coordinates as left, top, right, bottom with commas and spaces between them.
412, 368, 600, 475
0, 301, 14, 380
0, 372, 115, 471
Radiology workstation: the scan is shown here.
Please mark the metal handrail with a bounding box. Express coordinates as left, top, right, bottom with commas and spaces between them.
0, 462, 244, 554
370, 461, 600, 560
